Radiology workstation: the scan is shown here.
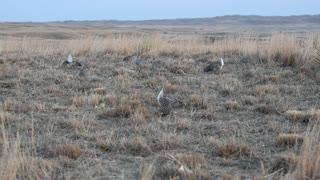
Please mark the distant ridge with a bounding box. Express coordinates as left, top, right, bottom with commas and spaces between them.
57, 15, 320, 26
2, 15, 320, 38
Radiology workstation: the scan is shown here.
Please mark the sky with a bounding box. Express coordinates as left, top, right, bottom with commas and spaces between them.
1, 0, 320, 22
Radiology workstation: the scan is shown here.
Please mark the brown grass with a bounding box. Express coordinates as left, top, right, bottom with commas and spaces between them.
54, 144, 84, 159
255, 85, 276, 96
255, 104, 276, 114
99, 105, 132, 118
97, 135, 152, 157
224, 100, 240, 110
31, 102, 47, 112
0, 99, 18, 111
276, 134, 304, 146
116, 73, 133, 90
240, 95, 258, 105
269, 153, 299, 175
263, 75, 280, 82
140, 163, 156, 180
0, 27, 316, 67
268, 33, 300, 66
222, 173, 241, 180
98, 97, 148, 122
72, 94, 104, 107
96, 137, 116, 152
189, 94, 208, 109
90, 87, 108, 95
0, 125, 59, 179
150, 133, 184, 152
175, 154, 209, 179
0, 23, 320, 179
105, 93, 118, 106
285, 123, 320, 179
217, 143, 250, 158
218, 76, 242, 94
285, 109, 320, 123
176, 118, 192, 130
0, 112, 13, 124
119, 136, 152, 156
164, 84, 189, 95
176, 154, 205, 169
46, 86, 63, 94
132, 104, 148, 124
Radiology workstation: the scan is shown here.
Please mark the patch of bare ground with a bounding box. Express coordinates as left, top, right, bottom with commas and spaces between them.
0, 30, 320, 179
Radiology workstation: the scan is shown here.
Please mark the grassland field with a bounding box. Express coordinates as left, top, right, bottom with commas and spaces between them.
0, 21, 320, 179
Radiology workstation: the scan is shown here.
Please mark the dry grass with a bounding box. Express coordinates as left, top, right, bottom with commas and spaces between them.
0, 125, 59, 179
240, 95, 258, 105
217, 76, 242, 94
140, 163, 156, 180
263, 75, 280, 82
132, 104, 148, 124
261, 123, 320, 179
96, 136, 117, 152
0, 23, 320, 179
99, 105, 132, 118
175, 154, 209, 179
255, 85, 276, 96
287, 123, 320, 179
284, 123, 320, 179
31, 102, 47, 112
54, 144, 84, 160
98, 97, 149, 122
222, 173, 241, 180
72, 94, 104, 107
217, 143, 250, 158
104, 93, 118, 106
267, 33, 300, 66
224, 100, 240, 111
285, 109, 320, 123
0, 26, 317, 68
119, 136, 152, 156
176, 154, 205, 168
165, 84, 188, 94
255, 104, 277, 114
176, 118, 192, 130
0, 99, 18, 112
189, 94, 208, 109
276, 134, 304, 146
90, 87, 108, 95
0, 112, 13, 124
269, 153, 299, 175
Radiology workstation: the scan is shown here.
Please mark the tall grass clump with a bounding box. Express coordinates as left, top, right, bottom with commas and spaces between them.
266, 33, 299, 66
285, 122, 320, 179
0, 124, 56, 179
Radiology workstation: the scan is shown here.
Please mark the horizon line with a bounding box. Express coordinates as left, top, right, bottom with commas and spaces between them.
1, 13, 320, 23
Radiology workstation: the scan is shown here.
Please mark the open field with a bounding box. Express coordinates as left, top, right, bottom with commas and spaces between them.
1, 18, 320, 179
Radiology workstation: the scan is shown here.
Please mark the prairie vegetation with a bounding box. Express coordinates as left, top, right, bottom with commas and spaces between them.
0, 22, 320, 179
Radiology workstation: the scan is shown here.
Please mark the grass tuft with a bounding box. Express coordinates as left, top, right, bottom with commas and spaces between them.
224, 100, 240, 111
189, 94, 208, 109
269, 153, 298, 175
285, 109, 320, 123
54, 144, 84, 160
217, 143, 250, 158
276, 134, 304, 146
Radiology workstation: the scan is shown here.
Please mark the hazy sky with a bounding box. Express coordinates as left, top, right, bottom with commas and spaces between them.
1, 0, 320, 22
